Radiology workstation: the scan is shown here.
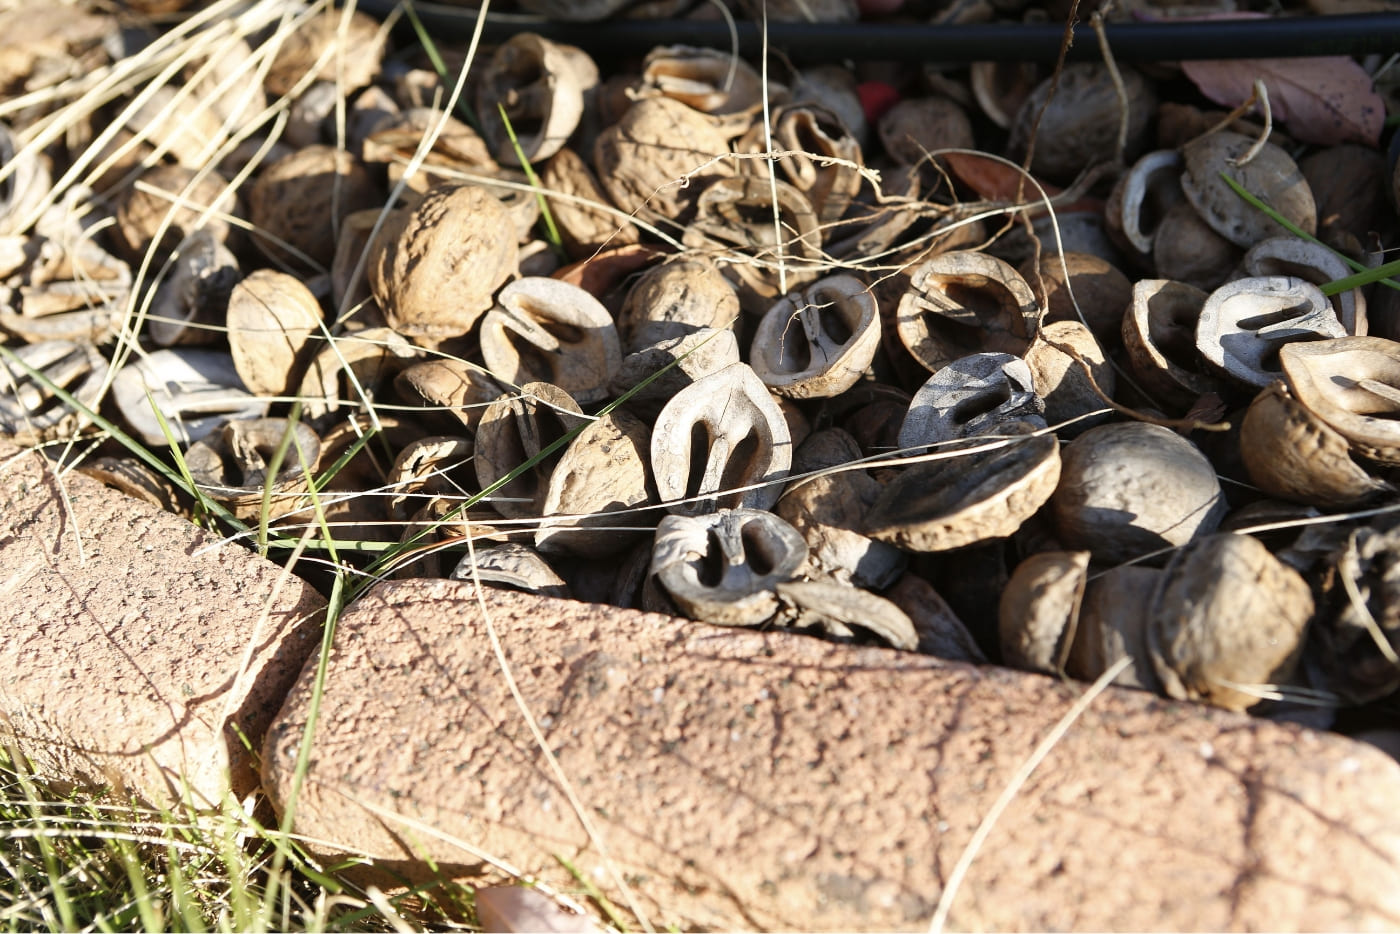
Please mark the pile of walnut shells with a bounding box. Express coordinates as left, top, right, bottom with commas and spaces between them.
3, 5, 1400, 734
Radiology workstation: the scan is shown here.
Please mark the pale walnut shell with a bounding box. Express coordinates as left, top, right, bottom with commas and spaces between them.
1180, 131, 1316, 249
1018, 251, 1132, 345
474, 382, 589, 520
1024, 320, 1115, 437
384, 435, 477, 523
878, 97, 974, 170
593, 96, 734, 223
361, 108, 497, 191
1240, 381, 1389, 509
1148, 532, 1313, 712
265, 9, 384, 97
247, 145, 381, 271
651, 362, 793, 516
116, 164, 240, 265
1151, 201, 1240, 292
896, 250, 1040, 374
739, 102, 863, 222
776, 428, 906, 591
617, 257, 740, 353
476, 33, 597, 164
369, 184, 519, 341
651, 508, 807, 627
1121, 278, 1225, 411
884, 573, 986, 663
772, 579, 918, 652
479, 277, 622, 405
226, 269, 323, 398
750, 273, 881, 399
1069, 565, 1165, 693
542, 147, 638, 258
1279, 335, 1400, 464
184, 417, 321, 521
536, 408, 656, 556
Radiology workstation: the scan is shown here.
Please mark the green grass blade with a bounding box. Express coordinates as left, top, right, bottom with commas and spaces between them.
498, 103, 568, 260
401, 0, 483, 134
1218, 170, 1400, 295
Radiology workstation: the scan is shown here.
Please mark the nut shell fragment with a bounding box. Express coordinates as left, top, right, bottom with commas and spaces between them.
750, 274, 880, 399
866, 428, 1061, 552
896, 250, 1039, 374
535, 407, 656, 556
226, 268, 323, 397
1180, 131, 1316, 248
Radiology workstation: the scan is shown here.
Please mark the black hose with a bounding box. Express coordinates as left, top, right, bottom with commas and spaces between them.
359, 2, 1400, 62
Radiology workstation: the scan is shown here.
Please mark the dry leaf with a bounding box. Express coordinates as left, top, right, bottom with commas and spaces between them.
1181, 55, 1384, 146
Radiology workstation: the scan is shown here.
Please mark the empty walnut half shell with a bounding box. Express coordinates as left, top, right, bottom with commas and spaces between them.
385, 435, 477, 522
866, 426, 1061, 553
896, 250, 1040, 375
147, 231, 240, 348
1243, 235, 1366, 336
1122, 279, 1224, 410
1148, 532, 1313, 712
474, 381, 589, 520
1280, 336, 1400, 464
0, 340, 108, 445
682, 175, 823, 311
750, 274, 880, 399
773, 579, 918, 651
652, 362, 793, 516
742, 102, 863, 223
479, 277, 621, 405
475, 33, 598, 164
651, 508, 808, 626
1104, 149, 1184, 268
451, 542, 570, 599
638, 45, 765, 136
535, 408, 656, 557
111, 348, 266, 447
898, 352, 1044, 451
1240, 381, 1389, 508
184, 417, 321, 521
1196, 276, 1344, 388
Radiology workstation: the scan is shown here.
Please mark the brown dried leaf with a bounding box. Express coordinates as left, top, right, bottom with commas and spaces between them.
1181, 55, 1384, 146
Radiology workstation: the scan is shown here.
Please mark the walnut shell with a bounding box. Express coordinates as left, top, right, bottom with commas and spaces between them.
1148, 532, 1313, 712
1239, 381, 1389, 509
1180, 131, 1316, 249
247, 145, 381, 272
1051, 422, 1227, 564
1008, 63, 1156, 185
226, 269, 323, 398
592, 96, 734, 224
265, 9, 384, 98
369, 184, 519, 341
116, 164, 241, 267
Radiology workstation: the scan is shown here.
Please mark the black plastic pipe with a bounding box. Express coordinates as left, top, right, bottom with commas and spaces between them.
359, 2, 1400, 62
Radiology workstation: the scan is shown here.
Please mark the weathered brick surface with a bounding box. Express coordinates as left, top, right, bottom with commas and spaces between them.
264, 579, 1400, 932
0, 441, 325, 807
